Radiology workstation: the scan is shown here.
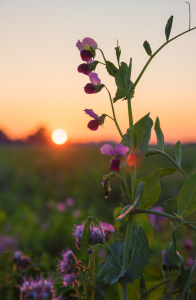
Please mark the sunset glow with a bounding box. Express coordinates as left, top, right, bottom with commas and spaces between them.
52, 129, 67, 145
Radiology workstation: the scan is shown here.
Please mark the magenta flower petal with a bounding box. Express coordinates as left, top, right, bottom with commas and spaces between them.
84, 83, 96, 94
84, 109, 99, 120
100, 144, 115, 155
78, 64, 90, 75
114, 144, 129, 156
82, 37, 98, 50
100, 222, 115, 233
89, 72, 101, 86
87, 120, 100, 131
80, 50, 93, 62
76, 40, 84, 51
110, 158, 121, 172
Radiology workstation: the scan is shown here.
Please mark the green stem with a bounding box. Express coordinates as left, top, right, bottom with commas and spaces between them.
98, 48, 107, 64
122, 284, 127, 300
133, 27, 196, 90
141, 274, 148, 300
122, 165, 132, 204
136, 209, 196, 231
105, 114, 114, 121
140, 280, 169, 299
97, 60, 106, 65
147, 148, 189, 180
92, 254, 96, 300
105, 86, 129, 147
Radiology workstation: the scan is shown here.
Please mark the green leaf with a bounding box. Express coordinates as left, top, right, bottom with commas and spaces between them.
99, 113, 107, 126
172, 266, 192, 295
181, 262, 196, 297
138, 169, 162, 209
90, 46, 96, 59
164, 242, 185, 272
177, 173, 196, 218
134, 214, 154, 247
165, 15, 174, 41
135, 181, 145, 203
80, 221, 90, 266
88, 60, 99, 73
95, 84, 105, 93
119, 225, 150, 285
92, 243, 102, 250
161, 167, 178, 177
113, 62, 133, 102
115, 205, 134, 221
143, 40, 152, 56
101, 239, 125, 285
134, 113, 153, 154
106, 61, 118, 77
115, 41, 121, 66
154, 117, 164, 151
173, 141, 182, 166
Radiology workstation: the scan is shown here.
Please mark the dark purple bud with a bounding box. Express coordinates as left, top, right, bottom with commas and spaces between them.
80, 50, 93, 62
110, 158, 121, 172
183, 238, 193, 252
84, 83, 96, 94
87, 119, 100, 131
17, 256, 31, 269
77, 63, 90, 75
87, 248, 92, 255
13, 251, 23, 263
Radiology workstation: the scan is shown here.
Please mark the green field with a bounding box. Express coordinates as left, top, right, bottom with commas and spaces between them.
0, 144, 196, 299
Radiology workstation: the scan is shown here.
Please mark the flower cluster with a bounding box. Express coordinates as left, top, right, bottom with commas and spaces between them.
18, 276, 61, 300
73, 222, 114, 250
58, 249, 82, 288
13, 251, 31, 270
76, 37, 103, 94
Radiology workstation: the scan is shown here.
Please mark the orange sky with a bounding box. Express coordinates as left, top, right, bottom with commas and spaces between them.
0, 0, 196, 144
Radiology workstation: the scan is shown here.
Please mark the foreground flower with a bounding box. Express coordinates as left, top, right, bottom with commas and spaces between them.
17, 276, 61, 300
78, 63, 90, 75
58, 249, 82, 288
149, 206, 167, 231
100, 222, 115, 233
84, 73, 103, 94
76, 37, 97, 63
100, 144, 129, 172
84, 109, 105, 131
183, 238, 193, 252
73, 223, 113, 250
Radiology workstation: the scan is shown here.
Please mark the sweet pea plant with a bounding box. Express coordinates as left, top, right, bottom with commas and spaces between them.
15, 7, 196, 300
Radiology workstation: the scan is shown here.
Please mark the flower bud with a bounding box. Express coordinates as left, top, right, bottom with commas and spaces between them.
77, 63, 90, 75
84, 83, 96, 94
110, 158, 121, 172
80, 50, 93, 62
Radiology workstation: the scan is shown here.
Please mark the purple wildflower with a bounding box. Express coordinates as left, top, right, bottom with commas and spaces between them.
73, 223, 113, 250
80, 50, 93, 62
56, 202, 66, 212
78, 63, 90, 75
84, 73, 102, 94
65, 197, 75, 207
100, 222, 115, 233
84, 109, 104, 131
58, 249, 82, 288
17, 276, 61, 300
186, 257, 195, 267
17, 256, 31, 270
183, 238, 193, 252
149, 206, 167, 231
100, 144, 129, 172
76, 37, 98, 52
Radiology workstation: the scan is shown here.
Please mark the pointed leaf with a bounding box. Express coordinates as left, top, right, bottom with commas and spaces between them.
81, 221, 90, 266
172, 266, 192, 294
143, 40, 152, 56
173, 141, 182, 166
113, 62, 133, 102
88, 61, 99, 73
181, 262, 196, 296
138, 169, 162, 209
115, 41, 121, 66
161, 167, 178, 177
154, 117, 165, 151
106, 61, 118, 77
95, 84, 105, 93
164, 242, 185, 272
177, 173, 196, 218
135, 181, 145, 203
119, 225, 150, 285
134, 113, 153, 154
165, 16, 174, 41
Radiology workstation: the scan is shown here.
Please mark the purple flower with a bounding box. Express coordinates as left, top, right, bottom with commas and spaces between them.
84, 73, 102, 94
58, 249, 82, 288
149, 206, 167, 231
78, 63, 90, 75
76, 37, 98, 52
56, 202, 66, 212
80, 50, 93, 62
65, 197, 75, 207
17, 276, 62, 300
73, 223, 113, 250
183, 238, 193, 252
186, 257, 195, 267
84, 109, 103, 131
100, 144, 129, 172
13, 251, 23, 263
100, 222, 115, 233
17, 256, 31, 270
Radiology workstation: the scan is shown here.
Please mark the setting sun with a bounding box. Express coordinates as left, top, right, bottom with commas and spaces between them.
52, 129, 67, 145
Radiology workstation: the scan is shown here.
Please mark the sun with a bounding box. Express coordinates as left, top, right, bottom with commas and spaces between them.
52, 129, 67, 145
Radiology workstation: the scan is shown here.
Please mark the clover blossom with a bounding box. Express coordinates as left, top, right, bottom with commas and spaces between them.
84, 73, 102, 94
149, 206, 167, 231
73, 223, 113, 250
84, 109, 105, 131
18, 276, 61, 300
58, 248, 82, 288
100, 144, 129, 172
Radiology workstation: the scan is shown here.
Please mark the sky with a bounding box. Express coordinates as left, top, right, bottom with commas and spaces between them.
0, 0, 196, 144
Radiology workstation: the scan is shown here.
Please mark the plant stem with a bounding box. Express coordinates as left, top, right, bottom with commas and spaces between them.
122, 165, 132, 204
92, 254, 96, 300
136, 209, 196, 231
140, 280, 169, 299
105, 86, 129, 147
141, 274, 148, 300
133, 27, 196, 91
105, 114, 114, 121
98, 48, 107, 64
146, 148, 189, 180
